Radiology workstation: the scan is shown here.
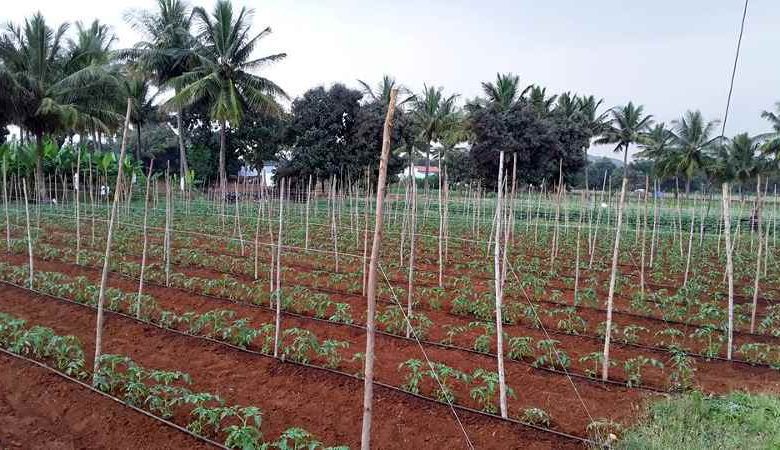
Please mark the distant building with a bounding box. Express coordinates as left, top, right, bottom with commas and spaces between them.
238, 162, 277, 186
403, 165, 440, 179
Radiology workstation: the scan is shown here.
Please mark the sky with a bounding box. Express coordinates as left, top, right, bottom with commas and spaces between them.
4, 0, 779, 160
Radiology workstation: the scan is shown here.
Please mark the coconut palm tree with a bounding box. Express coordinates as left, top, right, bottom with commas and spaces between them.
480, 72, 525, 112
760, 102, 780, 135
637, 123, 676, 177
357, 75, 411, 106
726, 133, 764, 192
411, 85, 458, 189
670, 110, 719, 195
0, 13, 121, 199
577, 95, 609, 138
596, 102, 653, 168
122, 73, 159, 162
122, 0, 195, 180
168, 0, 287, 197
525, 85, 557, 116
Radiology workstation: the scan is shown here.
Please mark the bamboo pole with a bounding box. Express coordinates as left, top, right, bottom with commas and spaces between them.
361, 89, 397, 450
92, 98, 132, 386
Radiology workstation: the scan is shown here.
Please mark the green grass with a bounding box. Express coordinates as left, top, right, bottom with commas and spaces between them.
617, 391, 780, 450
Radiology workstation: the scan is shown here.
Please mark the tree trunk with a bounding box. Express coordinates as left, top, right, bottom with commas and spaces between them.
361, 89, 397, 450
136, 123, 142, 163
92, 98, 133, 386
219, 119, 227, 200
35, 132, 46, 201
177, 106, 188, 186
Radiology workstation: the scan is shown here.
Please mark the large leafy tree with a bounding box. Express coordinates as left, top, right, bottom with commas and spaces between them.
670, 110, 719, 194
123, 0, 196, 180
0, 13, 120, 198
169, 0, 288, 195
469, 97, 588, 188
282, 83, 412, 183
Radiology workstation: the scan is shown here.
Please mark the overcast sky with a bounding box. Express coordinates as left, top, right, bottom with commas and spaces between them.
5, 0, 779, 159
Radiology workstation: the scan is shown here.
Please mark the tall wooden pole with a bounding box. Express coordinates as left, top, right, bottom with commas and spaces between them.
137, 161, 154, 317
723, 182, 734, 359
602, 164, 628, 381
494, 150, 508, 418
92, 98, 132, 386
361, 89, 397, 450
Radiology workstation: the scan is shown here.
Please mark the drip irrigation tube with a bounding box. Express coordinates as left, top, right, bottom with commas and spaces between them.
0, 347, 227, 449
0, 278, 595, 446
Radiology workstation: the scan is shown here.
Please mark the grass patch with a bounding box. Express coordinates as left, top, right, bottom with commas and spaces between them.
616, 391, 780, 449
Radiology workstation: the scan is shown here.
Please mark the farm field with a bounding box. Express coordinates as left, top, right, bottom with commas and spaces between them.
1, 181, 779, 449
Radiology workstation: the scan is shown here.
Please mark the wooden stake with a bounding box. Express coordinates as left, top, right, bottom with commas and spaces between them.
136, 160, 154, 317
361, 89, 397, 450
92, 98, 132, 386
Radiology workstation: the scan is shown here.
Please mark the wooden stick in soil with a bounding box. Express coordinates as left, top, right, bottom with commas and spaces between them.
639, 176, 649, 297
304, 174, 312, 251
683, 194, 697, 286
272, 179, 285, 358
361, 88, 397, 450
602, 172, 628, 381
723, 182, 735, 359
406, 166, 417, 339
22, 179, 33, 288
574, 189, 584, 304
164, 165, 172, 287
3, 154, 9, 252
136, 160, 155, 317
74, 147, 81, 265
750, 175, 763, 333
493, 149, 509, 418
92, 98, 132, 385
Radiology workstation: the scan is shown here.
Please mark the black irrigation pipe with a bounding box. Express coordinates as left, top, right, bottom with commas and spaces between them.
0, 347, 227, 449
9, 248, 668, 394
25, 230, 780, 337
0, 279, 594, 447
123, 271, 668, 395
22, 219, 780, 314
12, 245, 780, 372
25, 214, 776, 299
